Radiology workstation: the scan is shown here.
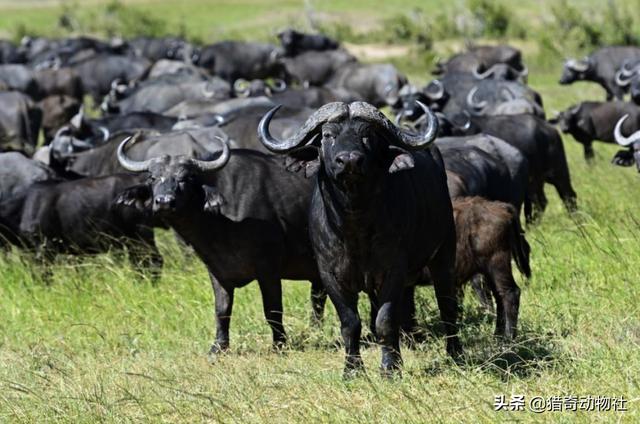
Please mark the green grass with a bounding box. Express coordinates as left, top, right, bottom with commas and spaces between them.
1, 0, 640, 422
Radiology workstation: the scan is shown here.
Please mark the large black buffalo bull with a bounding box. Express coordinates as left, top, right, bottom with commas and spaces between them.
0, 173, 163, 278
258, 102, 461, 377
116, 136, 324, 354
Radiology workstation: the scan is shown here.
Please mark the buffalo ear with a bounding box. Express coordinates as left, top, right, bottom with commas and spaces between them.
115, 185, 151, 212
388, 146, 415, 173
283, 145, 320, 178
203, 186, 225, 214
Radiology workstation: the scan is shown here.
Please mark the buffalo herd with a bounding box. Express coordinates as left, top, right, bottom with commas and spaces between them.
0, 31, 637, 377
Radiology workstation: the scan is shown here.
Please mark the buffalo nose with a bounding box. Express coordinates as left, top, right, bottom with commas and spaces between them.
335, 151, 365, 172
154, 195, 176, 209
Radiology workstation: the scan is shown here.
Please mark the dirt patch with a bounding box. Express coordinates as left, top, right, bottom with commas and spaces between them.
344, 42, 412, 61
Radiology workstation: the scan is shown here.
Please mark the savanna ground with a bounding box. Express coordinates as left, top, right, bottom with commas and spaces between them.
0, 1, 639, 422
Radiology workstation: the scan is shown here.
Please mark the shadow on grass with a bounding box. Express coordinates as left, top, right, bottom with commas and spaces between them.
416, 306, 561, 379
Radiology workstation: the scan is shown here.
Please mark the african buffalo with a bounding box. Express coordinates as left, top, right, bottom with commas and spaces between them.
560, 47, 640, 100
196, 41, 285, 82
277, 29, 339, 57
0, 91, 42, 154
0, 173, 162, 278
551, 101, 640, 161
116, 135, 325, 354
258, 102, 461, 376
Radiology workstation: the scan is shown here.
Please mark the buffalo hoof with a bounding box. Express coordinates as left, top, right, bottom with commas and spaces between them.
272, 339, 287, 353
446, 337, 464, 361
343, 356, 365, 380
380, 365, 402, 379
208, 341, 229, 362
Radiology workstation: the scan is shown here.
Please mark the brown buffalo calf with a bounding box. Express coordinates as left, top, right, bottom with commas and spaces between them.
421, 196, 529, 339
453, 196, 529, 338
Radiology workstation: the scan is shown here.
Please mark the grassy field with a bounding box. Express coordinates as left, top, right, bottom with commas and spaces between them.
1, 1, 640, 422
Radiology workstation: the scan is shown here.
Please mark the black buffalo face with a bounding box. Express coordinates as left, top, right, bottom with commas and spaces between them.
319, 121, 385, 186
144, 157, 200, 213
116, 134, 231, 215
559, 60, 591, 85
258, 102, 439, 184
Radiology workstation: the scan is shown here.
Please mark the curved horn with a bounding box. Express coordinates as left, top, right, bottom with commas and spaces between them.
270, 79, 287, 92
615, 69, 632, 87
189, 133, 231, 172
98, 126, 110, 142
348, 101, 438, 150
473, 65, 495, 80
619, 60, 640, 77
566, 58, 590, 73
70, 105, 85, 129
394, 110, 405, 126
456, 110, 472, 131
70, 138, 93, 150
614, 114, 640, 147
258, 103, 348, 153
117, 133, 155, 172
500, 86, 516, 101
466, 86, 488, 110
233, 79, 250, 97
424, 79, 444, 100
202, 82, 218, 98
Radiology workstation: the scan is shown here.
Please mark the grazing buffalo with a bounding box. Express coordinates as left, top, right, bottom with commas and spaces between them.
128, 36, 192, 62
0, 91, 42, 154
258, 102, 461, 376
282, 49, 357, 86
48, 127, 233, 178
472, 63, 528, 83
0, 152, 56, 201
559, 47, 640, 100
196, 41, 285, 82
433, 44, 523, 75
420, 197, 527, 339
116, 135, 324, 354
38, 95, 81, 143
33, 68, 84, 100
612, 114, 640, 171
328, 63, 407, 107
0, 40, 24, 64
0, 173, 162, 277
551, 101, 640, 161
277, 29, 339, 57
454, 113, 577, 220
71, 54, 151, 101
437, 137, 525, 214
465, 80, 544, 118
0, 64, 39, 97
103, 76, 231, 115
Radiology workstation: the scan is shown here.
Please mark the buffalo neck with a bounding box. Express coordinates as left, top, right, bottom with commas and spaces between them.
316, 167, 384, 238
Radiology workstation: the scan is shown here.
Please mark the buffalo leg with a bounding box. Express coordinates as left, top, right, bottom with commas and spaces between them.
428, 240, 463, 358
310, 279, 327, 326
486, 256, 520, 339
374, 278, 404, 377
323, 275, 363, 376
209, 273, 234, 355
470, 274, 494, 312
582, 140, 595, 162
258, 278, 287, 349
